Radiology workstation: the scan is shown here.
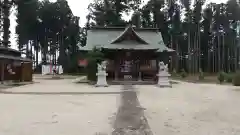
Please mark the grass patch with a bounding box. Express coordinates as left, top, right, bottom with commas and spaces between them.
171, 74, 221, 84
232, 71, 240, 86
74, 77, 88, 84
0, 81, 35, 90
169, 80, 179, 84
171, 72, 240, 85
64, 72, 87, 76
44, 76, 63, 80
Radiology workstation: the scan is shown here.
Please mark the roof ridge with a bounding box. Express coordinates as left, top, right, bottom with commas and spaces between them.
90, 26, 159, 31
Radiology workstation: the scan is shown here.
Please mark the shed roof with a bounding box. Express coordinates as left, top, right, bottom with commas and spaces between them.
80, 26, 174, 52
0, 46, 21, 57
0, 54, 31, 62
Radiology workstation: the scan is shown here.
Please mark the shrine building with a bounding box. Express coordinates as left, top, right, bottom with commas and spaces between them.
79, 25, 174, 81
0, 47, 32, 83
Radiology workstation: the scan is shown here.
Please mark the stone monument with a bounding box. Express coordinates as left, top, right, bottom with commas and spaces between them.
157, 61, 171, 87
96, 61, 108, 87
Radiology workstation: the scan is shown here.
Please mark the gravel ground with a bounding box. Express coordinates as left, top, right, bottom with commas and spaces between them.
0, 79, 120, 135
136, 82, 240, 135
1, 77, 240, 135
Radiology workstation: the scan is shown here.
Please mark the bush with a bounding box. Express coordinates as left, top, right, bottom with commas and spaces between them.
180, 69, 187, 78
171, 68, 177, 77
225, 73, 233, 83
86, 59, 97, 81
86, 48, 104, 81
232, 71, 240, 86
218, 71, 225, 84
198, 68, 204, 80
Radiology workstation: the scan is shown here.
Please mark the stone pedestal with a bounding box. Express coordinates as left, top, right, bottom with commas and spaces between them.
95, 71, 108, 87
157, 71, 171, 88
138, 71, 142, 81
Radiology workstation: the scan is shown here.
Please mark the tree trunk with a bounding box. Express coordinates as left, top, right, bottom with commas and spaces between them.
36, 39, 39, 67
193, 31, 197, 74
234, 39, 238, 71
188, 31, 191, 73
218, 34, 221, 72
208, 48, 211, 72
175, 38, 179, 71
228, 47, 230, 72
42, 28, 48, 64
3, 0, 10, 47
198, 24, 201, 71
222, 35, 225, 71
170, 35, 173, 71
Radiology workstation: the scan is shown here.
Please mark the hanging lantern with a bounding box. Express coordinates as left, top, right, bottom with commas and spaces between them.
78, 59, 88, 67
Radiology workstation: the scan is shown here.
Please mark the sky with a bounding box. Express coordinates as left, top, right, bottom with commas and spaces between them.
62, 0, 228, 26
9, 0, 228, 50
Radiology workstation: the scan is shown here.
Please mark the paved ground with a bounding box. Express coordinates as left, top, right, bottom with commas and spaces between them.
0, 78, 240, 135
0, 79, 120, 135
137, 82, 240, 135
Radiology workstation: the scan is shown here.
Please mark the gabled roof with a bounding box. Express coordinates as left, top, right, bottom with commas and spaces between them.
80, 26, 174, 52
110, 25, 148, 44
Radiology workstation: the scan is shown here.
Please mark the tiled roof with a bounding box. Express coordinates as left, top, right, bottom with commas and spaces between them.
80, 26, 174, 52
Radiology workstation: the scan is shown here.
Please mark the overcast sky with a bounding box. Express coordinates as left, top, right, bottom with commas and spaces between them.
10, 0, 228, 49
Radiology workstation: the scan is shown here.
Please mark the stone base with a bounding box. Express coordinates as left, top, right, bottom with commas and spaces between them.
96, 72, 108, 87
95, 79, 108, 87
157, 77, 171, 88
95, 84, 109, 87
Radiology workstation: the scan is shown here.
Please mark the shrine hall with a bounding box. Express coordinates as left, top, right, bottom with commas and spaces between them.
79, 25, 174, 81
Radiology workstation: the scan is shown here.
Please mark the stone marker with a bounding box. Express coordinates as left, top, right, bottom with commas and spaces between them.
96, 61, 108, 87
157, 61, 171, 88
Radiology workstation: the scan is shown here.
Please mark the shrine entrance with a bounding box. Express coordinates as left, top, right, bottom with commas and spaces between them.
117, 51, 137, 81
105, 50, 158, 81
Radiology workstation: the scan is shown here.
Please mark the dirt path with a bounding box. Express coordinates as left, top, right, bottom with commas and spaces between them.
137, 82, 240, 135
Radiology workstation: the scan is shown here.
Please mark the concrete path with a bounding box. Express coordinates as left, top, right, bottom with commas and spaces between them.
136, 82, 240, 135
0, 79, 120, 135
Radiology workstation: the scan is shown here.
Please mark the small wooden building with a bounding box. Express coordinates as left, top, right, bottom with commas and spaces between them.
80, 25, 174, 81
0, 47, 32, 83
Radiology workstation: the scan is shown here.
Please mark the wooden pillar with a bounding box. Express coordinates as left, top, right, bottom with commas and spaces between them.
114, 51, 119, 81
137, 58, 142, 81
114, 60, 118, 81
1, 61, 4, 84
114, 70, 118, 81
